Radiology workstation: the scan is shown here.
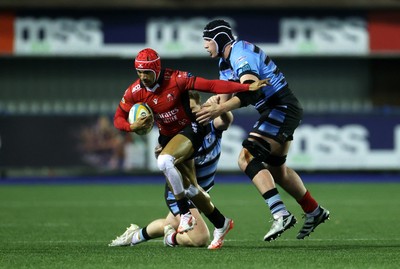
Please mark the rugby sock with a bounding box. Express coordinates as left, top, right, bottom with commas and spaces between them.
262, 188, 289, 218
205, 207, 225, 229
177, 197, 191, 215
306, 206, 322, 217
297, 190, 319, 214
131, 226, 152, 245
165, 231, 178, 246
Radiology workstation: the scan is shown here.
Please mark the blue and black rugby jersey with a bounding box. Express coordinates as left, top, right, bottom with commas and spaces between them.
194, 120, 223, 191
219, 40, 288, 111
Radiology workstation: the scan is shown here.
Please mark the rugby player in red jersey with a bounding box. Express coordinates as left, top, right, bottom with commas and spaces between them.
113, 48, 267, 249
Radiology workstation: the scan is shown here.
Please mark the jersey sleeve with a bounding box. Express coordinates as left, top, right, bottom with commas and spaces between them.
175, 69, 249, 94
113, 105, 131, 132
113, 87, 134, 132
231, 48, 261, 80
119, 88, 134, 113
174, 70, 195, 92
191, 77, 249, 94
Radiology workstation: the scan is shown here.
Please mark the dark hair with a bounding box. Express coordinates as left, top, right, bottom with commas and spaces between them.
189, 91, 201, 104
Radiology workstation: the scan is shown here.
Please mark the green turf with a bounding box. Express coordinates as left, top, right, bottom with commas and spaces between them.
1, 182, 399, 269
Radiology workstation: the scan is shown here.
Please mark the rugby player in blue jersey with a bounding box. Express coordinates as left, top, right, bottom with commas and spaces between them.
196, 19, 330, 241
109, 91, 234, 249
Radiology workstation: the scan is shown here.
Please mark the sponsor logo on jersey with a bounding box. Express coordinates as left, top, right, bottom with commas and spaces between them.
236, 56, 247, 64
131, 84, 141, 93
153, 98, 158, 104
236, 61, 252, 77
157, 108, 179, 123
167, 93, 175, 102
177, 71, 193, 78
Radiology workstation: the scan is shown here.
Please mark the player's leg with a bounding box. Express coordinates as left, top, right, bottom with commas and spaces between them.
240, 95, 311, 241
136, 219, 165, 242
108, 218, 167, 247
267, 141, 330, 239
266, 140, 308, 201
176, 160, 214, 214
178, 160, 233, 249
238, 138, 296, 242
108, 223, 141, 247
158, 134, 196, 233
164, 210, 210, 247
162, 182, 210, 247
261, 92, 330, 240
110, 180, 210, 248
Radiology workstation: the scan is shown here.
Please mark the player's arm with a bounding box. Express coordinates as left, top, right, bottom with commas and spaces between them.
205, 95, 234, 131
196, 96, 240, 124
113, 105, 132, 132
113, 104, 152, 133
191, 77, 268, 94
234, 74, 264, 107
214, 109, 233, 131
218, 93, 233, 103
196, 75, 269, 124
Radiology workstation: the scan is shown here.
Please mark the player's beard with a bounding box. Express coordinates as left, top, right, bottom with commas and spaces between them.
142, 78, 156, 88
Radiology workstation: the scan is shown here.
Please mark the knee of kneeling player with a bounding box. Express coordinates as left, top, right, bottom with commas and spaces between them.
157, 154, 175, 172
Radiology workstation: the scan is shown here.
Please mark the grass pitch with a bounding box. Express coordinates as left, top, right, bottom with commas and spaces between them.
0, 180, 399, 269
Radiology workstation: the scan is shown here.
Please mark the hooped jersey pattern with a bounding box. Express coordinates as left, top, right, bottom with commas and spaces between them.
219, 40, 288, 111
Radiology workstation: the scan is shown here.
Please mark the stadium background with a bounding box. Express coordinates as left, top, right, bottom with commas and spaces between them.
0, 0, 400, 180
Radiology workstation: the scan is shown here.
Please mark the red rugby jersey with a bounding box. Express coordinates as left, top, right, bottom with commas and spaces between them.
114, 68, 249, 136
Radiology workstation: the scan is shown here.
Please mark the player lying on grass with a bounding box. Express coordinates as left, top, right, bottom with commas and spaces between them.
110, 91, 234, 249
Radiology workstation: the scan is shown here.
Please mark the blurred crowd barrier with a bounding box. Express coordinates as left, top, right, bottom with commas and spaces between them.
1, 113, 399, 177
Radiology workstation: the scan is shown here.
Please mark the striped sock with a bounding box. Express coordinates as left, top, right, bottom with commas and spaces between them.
262, 188, 288, 218
131, 227, 151, 245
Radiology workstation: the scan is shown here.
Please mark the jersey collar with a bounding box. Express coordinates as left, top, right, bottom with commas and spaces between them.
140, 69, 165, 92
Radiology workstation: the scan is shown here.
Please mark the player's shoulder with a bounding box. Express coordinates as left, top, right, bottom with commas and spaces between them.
164, 68, 194, 80
231, 40, 260, 65
232, 40, 256, 56
127, 79, 143, 94
232, 40, 252, 50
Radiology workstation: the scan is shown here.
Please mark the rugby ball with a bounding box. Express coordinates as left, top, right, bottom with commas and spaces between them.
128, 103, 154, 135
